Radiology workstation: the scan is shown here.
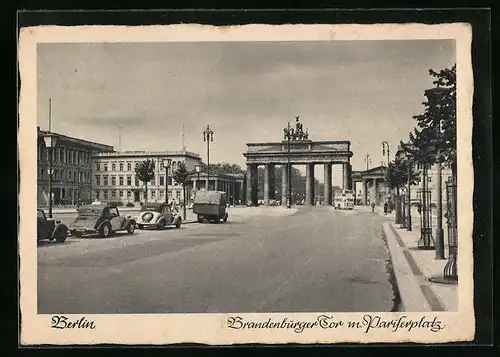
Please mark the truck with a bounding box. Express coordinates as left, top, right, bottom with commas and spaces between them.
192, 190, 229, 223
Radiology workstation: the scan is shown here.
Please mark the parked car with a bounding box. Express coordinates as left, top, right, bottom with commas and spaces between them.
37, 209, 69, 243
135, 202, 182, 230
69, 204, 136, 238
193, 190, 228, 223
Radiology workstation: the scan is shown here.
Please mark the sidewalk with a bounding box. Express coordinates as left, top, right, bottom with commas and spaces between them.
376, 207, 458, 311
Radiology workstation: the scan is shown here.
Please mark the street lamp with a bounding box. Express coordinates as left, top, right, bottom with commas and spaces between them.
382, 141, 391, 204
283, 120, 296, 209
203, 125, 214, 190
43, 132, 58, 218
426, 86, 447, 260
406, 156, 413, 231
163, 158, 172, 204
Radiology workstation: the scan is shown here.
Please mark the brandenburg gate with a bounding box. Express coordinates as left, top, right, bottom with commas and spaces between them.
243, 117, 353, 206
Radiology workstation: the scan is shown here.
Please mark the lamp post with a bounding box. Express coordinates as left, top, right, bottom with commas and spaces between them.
43, 133, 58, 218
382, 141, 391, 205
163, 158, 172, 204
283, 120, 295, 209
203, 125, 214, 190
194, 164, 201, 190
425, 87, 447, 260
407, 157, 413, 231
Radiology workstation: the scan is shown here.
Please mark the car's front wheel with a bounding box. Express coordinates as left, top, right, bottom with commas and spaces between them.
127, 222, 136, 234
99, 223, 112, 238
157, 220, 166, 230
175, 219, 182, 229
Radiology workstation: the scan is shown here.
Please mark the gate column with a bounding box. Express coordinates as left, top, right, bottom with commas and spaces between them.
343, 163, 352, 190
305, 163, 315, 205
323, 163, 332, 205
264, 164, 270, 205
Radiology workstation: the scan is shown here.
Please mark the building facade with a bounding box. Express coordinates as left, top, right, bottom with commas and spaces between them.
91, 151, 202, 204
37, 127, 114, 206
190, 171, 246, 205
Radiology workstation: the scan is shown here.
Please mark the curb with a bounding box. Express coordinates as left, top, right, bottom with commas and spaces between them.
382, 222, 446, 312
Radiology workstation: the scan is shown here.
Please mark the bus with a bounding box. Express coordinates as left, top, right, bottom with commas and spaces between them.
333, 189, 354, 210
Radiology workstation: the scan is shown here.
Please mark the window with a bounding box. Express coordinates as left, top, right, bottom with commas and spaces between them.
160, 190, 164, 199
127, 163, 131, 171
104, 176, 108, 186
151, 177, 156, 186
127, 191, 131, 198
127, 176, 132, 185
160, 176, 164, 186
119, 163, 123, 171
151, 191, 156, 199
103, 190, 108, 199
167, 177, 173, 185
111, 176, 116, 186
119, 190, 124, 198
96, 163, 100, 171
135, 177, 139, 186
104, 163, 108, 171
108, 207, 119, 217
111, 190, 116, 198
95, 190, 100, 199
112, 163, 116, 171
119, 176, 124, 186
160, 162, 164, 170
96, 176, 101, 186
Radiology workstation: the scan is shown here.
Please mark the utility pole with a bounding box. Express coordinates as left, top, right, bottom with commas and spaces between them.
364, 153, 371, 170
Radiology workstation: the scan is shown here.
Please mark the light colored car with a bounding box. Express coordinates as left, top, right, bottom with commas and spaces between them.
136, 202, 182, 230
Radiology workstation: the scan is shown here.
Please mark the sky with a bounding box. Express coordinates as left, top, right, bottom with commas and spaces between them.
37, 40, 455, 185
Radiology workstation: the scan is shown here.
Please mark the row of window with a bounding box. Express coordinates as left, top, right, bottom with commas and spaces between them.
39, 168, 91, 183
94, 175, 174, 187
95, 160, 182, 173
94, 189, 177, 200
38, 145, 91, 166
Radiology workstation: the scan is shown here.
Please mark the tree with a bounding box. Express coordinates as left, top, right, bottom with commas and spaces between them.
409, 64, 457, 180
135, 159, 155, 203
172, 162, 190, 220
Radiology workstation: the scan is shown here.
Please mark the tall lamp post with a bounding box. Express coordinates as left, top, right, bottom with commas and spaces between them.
203, 125, 214, 190
163, 158, 172, 204
382, 141, 391, 204
406, 156, 413, 231
426, 87, 446, 260
283, 120, 295, 209
43, 133, 58, 218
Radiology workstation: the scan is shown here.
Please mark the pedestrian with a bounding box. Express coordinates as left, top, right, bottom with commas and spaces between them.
371, 202, 375, 213
384, 202, 388, 215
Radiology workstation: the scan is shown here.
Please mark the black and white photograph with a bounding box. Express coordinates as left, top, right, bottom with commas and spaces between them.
19, 23, 474, 345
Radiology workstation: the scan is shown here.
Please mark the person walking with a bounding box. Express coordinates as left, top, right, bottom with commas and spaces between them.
384, 202, 388, 215
371, 202, 376, 213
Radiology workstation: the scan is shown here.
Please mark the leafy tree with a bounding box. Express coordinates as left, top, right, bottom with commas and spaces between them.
408, 65, 457, 180
135, 159, 155, 203
172, 162, 190, 219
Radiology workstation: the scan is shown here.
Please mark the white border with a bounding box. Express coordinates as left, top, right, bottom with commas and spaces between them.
19, 23, 474, 345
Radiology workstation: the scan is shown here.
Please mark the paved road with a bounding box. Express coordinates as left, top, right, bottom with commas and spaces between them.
38, 206, 396, 314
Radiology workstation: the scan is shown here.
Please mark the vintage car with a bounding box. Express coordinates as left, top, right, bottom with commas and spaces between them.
193, 190, 228, 223
37, 209, 69, 243
69, 204, 136, 238
136, 202, 182, 230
